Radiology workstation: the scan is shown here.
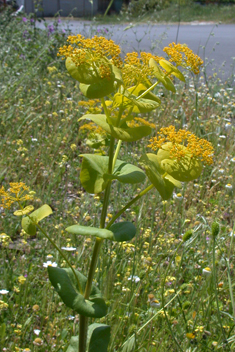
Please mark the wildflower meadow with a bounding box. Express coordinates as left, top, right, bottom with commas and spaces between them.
0, 8, 235, 352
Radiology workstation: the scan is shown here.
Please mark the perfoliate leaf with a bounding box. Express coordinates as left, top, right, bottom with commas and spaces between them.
79, 115, 152, 142
131, 97, 160, 113
66, 222, 136, 242
66, 56, 100, 85
79, 154, 109, 194
149, 58, 176, 92
21, 204, 53, 236
128, 83, 161, 104
48, 267, 107, 318
139, 153, 181, 200
108, 161, 146, 184
109, 222, 136, 242
79, 80, 117, 99
156, 142, 202, 182
66, 225, 114, 240
88, 323, 111, 352
159, 59, 185, 82
78, 64, 122, 98
80, 154, 146, 193
110, 90, 160, 113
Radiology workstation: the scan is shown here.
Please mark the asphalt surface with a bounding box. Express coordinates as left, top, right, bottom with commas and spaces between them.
37, 19, 235, 81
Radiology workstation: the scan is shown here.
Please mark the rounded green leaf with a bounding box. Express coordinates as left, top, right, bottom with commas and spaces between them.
79, 80, 118, 99
80, 154, 109, 194
66, 222, 136, 242
66, 225, 114, 240
22, 204, 53, 236
108, 222, 136, 242
139, 153, 181, 200
156, 143, 202, 182
66, 57, 100, 84
88, 323, 111, 352
48, 267, 107, 318
111, 161, 146, 184
78, 64, 122, 98
79, 115, 152, 142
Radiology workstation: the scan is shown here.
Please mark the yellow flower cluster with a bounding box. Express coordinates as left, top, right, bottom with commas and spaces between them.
163, 43, 203, 74
0, 182, 34, 209
79, 123, 106, 136
0, 233, 12, 248
148, 125, 214, 164
78, 99, 102, 114
0, 300, 8, 310
127, 117, 156, 129
122, 52, 163, 87
58, 35, 122, 80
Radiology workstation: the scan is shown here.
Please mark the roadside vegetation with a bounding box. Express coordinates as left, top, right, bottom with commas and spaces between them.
0, 8, 235, 352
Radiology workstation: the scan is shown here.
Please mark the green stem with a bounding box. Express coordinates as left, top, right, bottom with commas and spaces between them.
106, 184, 154, 229
112, 140, 122, 169
101, 98, 112, 125
136, 71, 172, 101
212, 238, 228, 345
103, 0, 114, 17
78, 131, 115, 352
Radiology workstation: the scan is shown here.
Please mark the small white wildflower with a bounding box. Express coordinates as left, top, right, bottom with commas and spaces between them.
43, 261, 57, 268
34, 329, 41, 336
0, 290, 9, 295
128, 275, 140, 283
61, 246, 77, 251
173, 193, 183, 200
225, 183, 233, 190
203, 267, 211, 275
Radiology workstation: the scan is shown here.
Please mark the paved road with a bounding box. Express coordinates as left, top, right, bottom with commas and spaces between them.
38, 20, 235, 81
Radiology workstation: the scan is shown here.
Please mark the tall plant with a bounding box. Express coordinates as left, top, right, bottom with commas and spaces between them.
0, 37, 213, 352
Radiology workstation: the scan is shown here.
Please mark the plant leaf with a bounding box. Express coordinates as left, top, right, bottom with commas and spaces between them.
109, 222, 136, 242
48, 267, 107, 318
159, 59, 185, 82
79, 115, 152, 142
110, 161, 146, 184
66, 222, 136, 242
78, 64, 122, 98
88, 323, 111, 352
80, 154, 146, 193
66, 57, 100, 85
149, 58, 176, 92
21, 204, 53, 236
139, 153, 181, 200
66, 225, 114, 240
156, 143, 202, 182
80, 154, 109, 194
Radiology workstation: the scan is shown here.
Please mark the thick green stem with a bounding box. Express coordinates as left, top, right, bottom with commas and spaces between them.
78, 130, 115, 352
106, 184, 154, 229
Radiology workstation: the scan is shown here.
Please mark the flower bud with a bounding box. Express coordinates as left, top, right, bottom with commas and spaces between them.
211, 222, 219, 239
182, 230, 193, 242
